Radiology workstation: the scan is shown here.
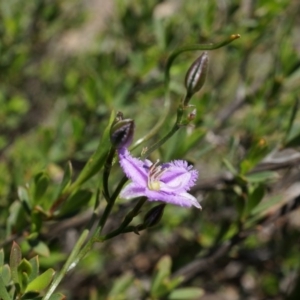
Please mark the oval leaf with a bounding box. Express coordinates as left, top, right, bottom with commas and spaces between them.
0, 249, 4, 266
71, 111, 115, 189
0, 277, 12, 300
34, 172, 50, 203
57, 189, 93, 216
56, 161, 73, 197
151, 255, 172, 296
18, 259, 32, 277
246, 184, 265, 214
0, 264, 11, 286
28, 256, 39, 282
169, 287, 204, 299
10, 242, 22, 284
18, 186, 31, 211
30, 240, 50, 257
245, 171, 277, 183
25, 268, 55, 293
108, 272, 134, 298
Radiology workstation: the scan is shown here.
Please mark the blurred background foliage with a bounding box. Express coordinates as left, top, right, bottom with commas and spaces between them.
1, 0, 300, 299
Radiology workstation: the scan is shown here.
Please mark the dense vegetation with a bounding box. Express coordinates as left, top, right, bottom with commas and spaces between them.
1, 0, 300, 299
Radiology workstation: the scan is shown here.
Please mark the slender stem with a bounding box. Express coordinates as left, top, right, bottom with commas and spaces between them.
164, 34, 240, 85
102, 147, 116, 201
141, 105, 184, 159
42, 229, 89, 300
43, 180, 141, 299
68, 227, 104, 270
98, 175, 128, 232
87, 188, 102, 230
60, 198, 148, 286
97, 197, 147, 241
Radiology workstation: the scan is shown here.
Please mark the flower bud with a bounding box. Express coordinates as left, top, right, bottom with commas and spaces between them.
184, 52, 208, 100
110, 118, 135, 149
143, 203, 166, 228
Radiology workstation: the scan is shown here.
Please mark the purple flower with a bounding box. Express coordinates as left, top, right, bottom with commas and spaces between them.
118, 148, 201, 209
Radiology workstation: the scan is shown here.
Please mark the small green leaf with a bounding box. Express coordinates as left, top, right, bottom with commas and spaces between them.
0, 265, 11, 286
232, 184, 247, 218
17, 259, 32, 292
34, 172, 50, 203
168, 287, 204, 299
18, 259, 32, 277
9, 280, 17, 296
29, 240, 50, 257
240, 139, 269, 174
38, 253, 66, 269
284, 134, 300, 148
108, 272, 134, 298
28, 256, 39, 282
70, 111, 115, 189
48, 293, 66, 300
19, 271, 29, 293
151, 255, 172, 296
31, 212, 43, 233
245, 171, 277, 183
246, 184, 265, 214
56, 161, 73, 196
10, 242, 22, 284
57, 189, 93, 216
8, 201, 28, 233
18, 186, 31, 211
283, 97, 299, 145
18, 259, 32, 291
250, 195, 282, 218
0, 249, 4, 266
0, 276, 12, 300
25, 268, 55, 293
222, 158, 237, 175
167, 276, 184, 291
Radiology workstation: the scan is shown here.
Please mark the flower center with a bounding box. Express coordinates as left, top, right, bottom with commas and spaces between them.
147, 160, 167, 191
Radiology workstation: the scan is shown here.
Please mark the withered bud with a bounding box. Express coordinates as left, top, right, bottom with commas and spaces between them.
115, 111, 124, 122
143, 203, 166, 228
188, 108, 197, 121
110, 118, 135, 149
184, 52, 208, 99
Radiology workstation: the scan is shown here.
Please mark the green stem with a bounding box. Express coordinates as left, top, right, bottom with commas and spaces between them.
42, 229, 89, 300
50, 197, 147, 293
97, 197, 147, 241
141, 105, 184, 159
164, 34, 240, 85
98, 175, 128, 232
102, 147, 116, 201
47, 199, 143, 297
67, 227, 104, 271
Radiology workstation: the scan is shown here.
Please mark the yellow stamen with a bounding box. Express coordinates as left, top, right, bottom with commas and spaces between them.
148, 181, 161, 191
147, 160, 167, 191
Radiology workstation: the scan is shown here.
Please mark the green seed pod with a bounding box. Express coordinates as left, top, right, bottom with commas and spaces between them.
184, 52, 208, 101
110, 118, 135, 149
